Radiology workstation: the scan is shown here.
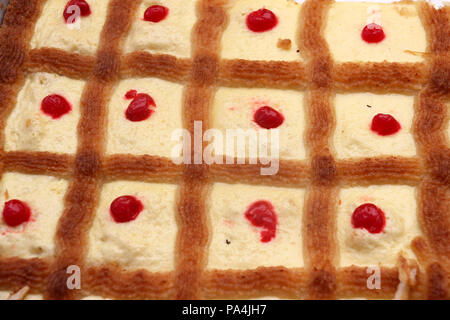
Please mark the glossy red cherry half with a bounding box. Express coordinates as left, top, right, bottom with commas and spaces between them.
361, 23, 385, 43
41, 94, 72, 119
63, 0, 91, 24
125, 93, 155, 122
2, 199, 31, 227
246, 8, 278, 32
351, 203, 386, 234
110, 195, 143, 223
253, 106, 284, 129
125, 90, 137, 99
144, 5, 169, 23
245, 200, 278, 242
371, 113, 401, 136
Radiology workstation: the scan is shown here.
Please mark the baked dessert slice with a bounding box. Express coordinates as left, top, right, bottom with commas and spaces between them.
0, 0, 448, 300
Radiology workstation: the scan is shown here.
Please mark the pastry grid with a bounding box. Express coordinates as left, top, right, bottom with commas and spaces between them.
0, 0, 448, 299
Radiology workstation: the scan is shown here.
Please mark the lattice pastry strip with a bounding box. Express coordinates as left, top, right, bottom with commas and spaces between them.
0, 0, 448, 300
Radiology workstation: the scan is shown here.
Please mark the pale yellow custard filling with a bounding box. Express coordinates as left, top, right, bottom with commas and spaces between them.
333, 92, 416, 159
124, 0, 197, 57
5, 73, 83, 154
207, 183, 304, 270
221, 0, 302, 61
86, 181, 178, 271
31, 0, 109, 55
325, 2, 427, 62
0, 173, 68, 259
337, 185, 420, 267
106, 77, 183, 158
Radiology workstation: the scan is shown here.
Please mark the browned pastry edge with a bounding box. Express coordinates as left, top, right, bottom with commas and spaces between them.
336, 267, 402, 299
175, 0, 228, 300
300, 0, 338, 300
83, 266, 175, 299
0, 0, 448, 300
101, 154, 183, 183
202, 267, 308, 299
2, 151, 74, 177
412, 2, 450, 299
209, 159, 310, 187
0, 152, 429, 187
0, 258, 50, 293
336, 156, 425, 185
44, 0, 140, 299
333, 62, 429, 93
0, 0, 51, 298
25, 48, 96, 79
120, 51, 192, 83
218, 59, 307, 89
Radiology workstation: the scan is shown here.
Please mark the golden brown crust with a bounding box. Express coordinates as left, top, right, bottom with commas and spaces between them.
121, 52, 192, 83
417, 180, 450, 262
102, 154, 183, 183
0, 0, 43, 83
410, 2, 450, 300
299, 0, 338, 300
0, 0, 448, 300
44, 0, 140, 299
83, 266, 175, 300
218, 60, 307, 89
2, 151, 74, 177
336, 267, 400, 299
202, 267, 307, 299
0, 258, 50, 293
333, 62, 429, 93
175, 0, 228, 300
25, 48, 95, 79
336, 156, 425, 185
209, 160, 309, 187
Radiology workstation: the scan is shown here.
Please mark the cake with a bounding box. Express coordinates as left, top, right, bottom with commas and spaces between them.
0, 0, 448, 300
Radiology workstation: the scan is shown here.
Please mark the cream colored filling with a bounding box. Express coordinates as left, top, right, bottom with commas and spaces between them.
31, 0, 109, 55
325, 2, 427, 62
333, 92, 416, 159
337, 185, 420, 267
86, 181, 178, 271
106, 77, 183, 158
124, 0, 197, 57
5, 73, 83, 154
207, 183, 304, 270
0, 172, 68, 259
212, 87, 306, 160
221, 0, 302, 61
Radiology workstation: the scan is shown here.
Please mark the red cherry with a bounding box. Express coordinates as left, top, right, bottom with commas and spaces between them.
144, 5, 169, 23
351, 203, 386, 234
245, 200, 278, 242
253, 106, 284, 129
41, 94, 72, 119
361, 23, 385, 43
2, 199, 31, 227
125, 93, 155, 122
63, 0, 91, 24
246, 8, 278, 32
125, 90, 137, 99
371, 113, 401, 136
110, 196, 143, 223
